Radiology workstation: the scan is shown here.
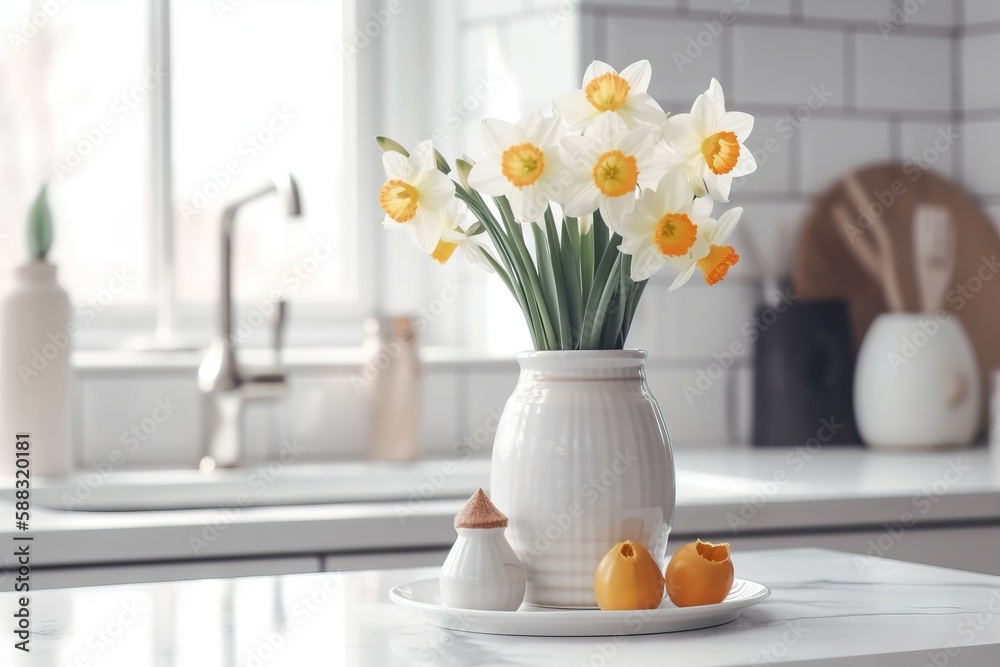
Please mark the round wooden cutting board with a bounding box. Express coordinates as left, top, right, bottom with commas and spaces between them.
792, 162, 1000, 431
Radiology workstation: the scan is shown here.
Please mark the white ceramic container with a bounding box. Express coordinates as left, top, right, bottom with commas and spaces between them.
440, 527, 526, 611
489, 350, 675, 608
854, 313, 980, 449
0, 261, 72, 476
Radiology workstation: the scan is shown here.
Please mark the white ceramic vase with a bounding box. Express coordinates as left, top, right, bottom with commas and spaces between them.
854, 313, 980, 449
489, 350, 675, 608
440, 527, 526, 611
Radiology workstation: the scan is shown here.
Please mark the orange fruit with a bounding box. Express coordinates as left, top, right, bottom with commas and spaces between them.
593, 540, 664, 611
664, 539, 734, 607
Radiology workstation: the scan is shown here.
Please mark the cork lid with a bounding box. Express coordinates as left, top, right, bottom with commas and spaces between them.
455, 488, 508, 529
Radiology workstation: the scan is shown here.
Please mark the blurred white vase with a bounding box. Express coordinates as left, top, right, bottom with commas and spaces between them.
489, 350, 675, 608
854, 313, 980, 449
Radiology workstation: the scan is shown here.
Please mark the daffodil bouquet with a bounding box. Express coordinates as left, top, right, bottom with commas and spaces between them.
376, 60, 756, 351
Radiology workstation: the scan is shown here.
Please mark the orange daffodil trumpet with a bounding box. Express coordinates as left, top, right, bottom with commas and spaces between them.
375, 61, 756, 351
662, 78, 757, 202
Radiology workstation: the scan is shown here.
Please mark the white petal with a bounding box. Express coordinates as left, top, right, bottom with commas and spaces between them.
661, 114, 702, 159
382, 151, 409, 180
619, 60, 652, 94
481, 118, 523, 155
577, 213, 594, 235
553, 90, 598, 131
618, 196, 657, 240
707, 78, 725, 107
691, 195, 714, 218
409, 140, 437, 173
703, 169, 732, 203
657, 170, 693, 213
585, 112, 629, 143
621, 93, 665, 129
563, 183, 601, 218
630, 246, 665, 281
731, 146, 758, 177
383, 214, 403, 230
416, 169, 456, 211
600, 193, 636, 232
691, 89, 722, 135
524, 113, 564, 148
617, 126, 654, 156
636, 144, 674, 190
461, 242, 496, 273
406, 208, 443, 254
506, 186, 545, 224
712, 207, 743, 244
669, 263, 698, 290
467, 158, 508, 196
582, 60, 615, 86
721, 111, 754, 142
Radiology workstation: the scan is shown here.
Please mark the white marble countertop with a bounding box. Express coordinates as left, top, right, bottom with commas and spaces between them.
4, 548, 1000, 666
1, 448, 999, 569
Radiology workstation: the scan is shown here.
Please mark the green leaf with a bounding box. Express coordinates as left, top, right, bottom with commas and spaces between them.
374, 136, 409, 156
580, 233, 623, 349
621, 277, 648, 343
558, 215, 583, 348
602, 254, 631, 349
580, 224, 595, 306
27, 184, 53, 260
593, 208, 609, 273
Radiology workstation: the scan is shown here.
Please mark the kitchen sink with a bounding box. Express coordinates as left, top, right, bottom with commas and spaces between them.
1, 459, 493, 512
0, 457, 781, 513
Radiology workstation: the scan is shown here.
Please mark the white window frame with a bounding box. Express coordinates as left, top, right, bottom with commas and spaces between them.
75, 0, 378, 350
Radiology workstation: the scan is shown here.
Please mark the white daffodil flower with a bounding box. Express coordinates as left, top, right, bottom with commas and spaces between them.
618, 171, 716, 282
554, 60, 665, 132
428, 200, 495, 273
662, 205, 743, 290
467, 111, 565, 223
378, 140, 456, 253
558, 113, 673, 232
662, 78, 756, 203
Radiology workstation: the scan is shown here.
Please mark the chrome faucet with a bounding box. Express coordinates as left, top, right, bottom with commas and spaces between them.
198, 173, 302, 470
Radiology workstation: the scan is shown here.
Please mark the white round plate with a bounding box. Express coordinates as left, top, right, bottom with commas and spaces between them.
390, 578, 770, 637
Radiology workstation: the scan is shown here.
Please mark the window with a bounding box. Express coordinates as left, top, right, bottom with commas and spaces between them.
0, 1, 357, 347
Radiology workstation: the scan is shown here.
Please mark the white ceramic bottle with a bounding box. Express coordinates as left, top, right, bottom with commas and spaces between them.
1, 185, 72, 477
440, 488, 526, 612
1, 261, 73, 476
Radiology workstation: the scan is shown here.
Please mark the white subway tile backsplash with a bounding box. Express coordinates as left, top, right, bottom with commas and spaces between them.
645, 364, 733, 447
688, 0, 793, 18
658, 283, 760, 361
962, 32, 1000, 112
801, 0, 893, 23
733, 114, 795, 194
265, 372, 368, 460
800, 117, 892, 193
900, 120, 959, 178
961, 118, 1000, 197
604, 15, 726, 105
894, 0, 954, 26
79, 376, 200, 467
733, 200, 808, 275
462, 367, 519, 457
420, 371, 461, 456
731, 25, 845, 107
855, 33, 951, 112
963, 0, 1000, 25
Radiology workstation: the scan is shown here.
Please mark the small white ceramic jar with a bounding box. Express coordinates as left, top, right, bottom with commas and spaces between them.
440, 489, 525, 611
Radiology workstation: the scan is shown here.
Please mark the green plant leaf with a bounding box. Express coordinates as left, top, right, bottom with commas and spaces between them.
558, 215, 583, 348
580, 233, 623, 349
27, 184, 53, 260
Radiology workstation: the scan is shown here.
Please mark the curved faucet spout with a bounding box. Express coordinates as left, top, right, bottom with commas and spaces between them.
199, 173, 302, 468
